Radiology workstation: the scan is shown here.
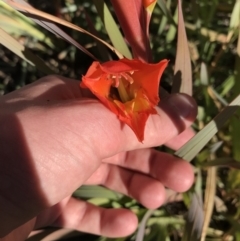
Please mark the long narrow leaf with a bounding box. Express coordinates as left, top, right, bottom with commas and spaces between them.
83, 9, 111, 62
93, 0, 132, 59
175, 94, 240, 162
6, 0, 98, 61
0, 1, 54, 48
227, 0, 240, 42
181, 192, 204, 241
73, 185, 121, 200
135, 209, 155, 241
4, 0, 123, 59
200, 166, 216, 241
201, 144, 221, 241
182, 169, 204, 241
0, 28, 54, 74
172, 0, 192, 95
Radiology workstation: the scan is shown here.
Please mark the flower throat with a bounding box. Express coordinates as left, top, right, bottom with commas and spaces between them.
108, 72, 134, 103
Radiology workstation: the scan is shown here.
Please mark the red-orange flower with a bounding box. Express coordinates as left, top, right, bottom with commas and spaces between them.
81, 58, 168, 141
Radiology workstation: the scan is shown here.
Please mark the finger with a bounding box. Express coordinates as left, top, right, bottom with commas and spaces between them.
88, 149, 194, 193
164, 127, 196, 150
127, 149, 193, 192
86, 163, 166, 209
85, 150, 193, 210
35, 197, 138, 238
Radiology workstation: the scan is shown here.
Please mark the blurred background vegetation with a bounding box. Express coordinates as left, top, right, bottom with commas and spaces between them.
1, 0, 240, 240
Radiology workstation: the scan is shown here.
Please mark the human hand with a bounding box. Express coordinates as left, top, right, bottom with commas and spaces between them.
0, 75, 197, 240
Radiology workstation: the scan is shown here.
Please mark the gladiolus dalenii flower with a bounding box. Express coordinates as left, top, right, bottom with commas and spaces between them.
80, 58, 168, 141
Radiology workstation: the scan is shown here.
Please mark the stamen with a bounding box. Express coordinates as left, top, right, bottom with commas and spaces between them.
118, 79, 132, 103
121, 73, 134, 84
108, 74, 119, 87
108, 71, 135, 103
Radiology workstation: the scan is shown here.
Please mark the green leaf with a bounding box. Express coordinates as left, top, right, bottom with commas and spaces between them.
175, 94, 240, 162
227, 0, 240, 42
200, 62, 209, 86
220, 75, 235, 97
4, 0, 123, 59
0, 28, 54, 74
93, 0, 132, 59
83, 9, 111, 62
73, 185, 122, 200
0, 1, 54, 48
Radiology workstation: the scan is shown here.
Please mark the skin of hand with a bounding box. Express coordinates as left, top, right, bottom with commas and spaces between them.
0, 75, 197, 241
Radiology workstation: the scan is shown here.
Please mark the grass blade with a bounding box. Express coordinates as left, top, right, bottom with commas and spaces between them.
8, 0, 98, 61
175, 94, 240, 162
182, 192, 204, 241
200, 62, 209, 86
227, 0, 240, 42
200, 166, 216, 241
4, 0, 124, 59
0, 28, 54, 74
200, 143, 221, 241
182, 170, 204, 241
83, 9, 111, 62
73, 185, 121, 200
135, 209, 155, 241
93, 0, 132, 59
172, 0, 192, 95
0, 1, 54, 48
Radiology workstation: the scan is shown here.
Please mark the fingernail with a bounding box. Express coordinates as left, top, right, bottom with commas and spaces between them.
167, 93, 197, 119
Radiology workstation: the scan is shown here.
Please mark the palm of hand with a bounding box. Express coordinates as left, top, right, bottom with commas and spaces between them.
0, 76, 196, 240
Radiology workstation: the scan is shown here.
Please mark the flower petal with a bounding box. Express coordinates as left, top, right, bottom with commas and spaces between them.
81, 58, 168, 141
